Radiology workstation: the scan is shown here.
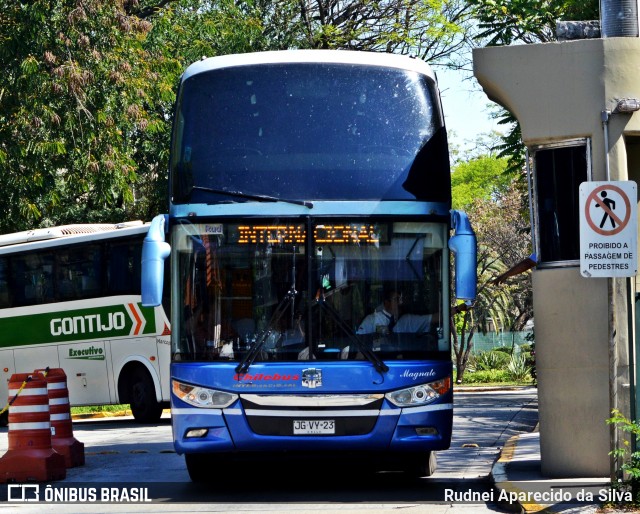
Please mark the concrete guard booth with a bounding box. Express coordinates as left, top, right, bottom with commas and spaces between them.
473, 4, 640, 478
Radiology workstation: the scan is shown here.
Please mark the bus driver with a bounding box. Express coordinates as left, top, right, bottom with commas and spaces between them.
356, 288, 432, 335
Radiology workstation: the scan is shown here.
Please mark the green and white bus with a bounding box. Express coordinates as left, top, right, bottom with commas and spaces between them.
0, 221, 170, 425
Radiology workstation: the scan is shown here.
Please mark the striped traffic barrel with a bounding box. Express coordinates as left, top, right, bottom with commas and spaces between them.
35, 368, 84, 467
0, 372, 66, 483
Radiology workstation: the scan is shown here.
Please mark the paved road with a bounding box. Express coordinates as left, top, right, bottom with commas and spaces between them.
0, 387, 538, 512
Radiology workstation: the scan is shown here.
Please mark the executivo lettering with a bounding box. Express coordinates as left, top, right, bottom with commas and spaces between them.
51, 312, 126, 336
68, 346, 105, 361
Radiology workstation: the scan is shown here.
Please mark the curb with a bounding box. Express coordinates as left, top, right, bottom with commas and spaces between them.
490, 431, 613, 514
491, 433, 547, 513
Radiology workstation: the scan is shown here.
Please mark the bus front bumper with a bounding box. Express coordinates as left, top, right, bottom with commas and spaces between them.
171, 402, 452, 455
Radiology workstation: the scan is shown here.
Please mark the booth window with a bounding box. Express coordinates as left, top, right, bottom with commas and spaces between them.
533, 141, 589, 265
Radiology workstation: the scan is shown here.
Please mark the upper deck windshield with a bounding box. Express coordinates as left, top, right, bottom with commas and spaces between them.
170, 62, 451, 204
172, 218, 448, 364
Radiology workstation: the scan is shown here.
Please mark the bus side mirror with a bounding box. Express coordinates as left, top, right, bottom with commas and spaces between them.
449, 210, 477, 301
142, 214, 171, 307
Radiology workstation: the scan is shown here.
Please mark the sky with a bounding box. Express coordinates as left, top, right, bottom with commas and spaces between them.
435, 65, 502, 153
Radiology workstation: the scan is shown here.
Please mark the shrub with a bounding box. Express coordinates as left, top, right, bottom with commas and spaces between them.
519, 343, 533, 354
474, 350, 511, 371
461, 369, 510, 384
607, 409, 640, 505
506, 354, 532, 382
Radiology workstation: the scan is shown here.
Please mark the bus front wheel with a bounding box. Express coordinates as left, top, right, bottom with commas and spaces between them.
128, 368, 163, 423
185, 453, 234, 483
404, 451, 437, 477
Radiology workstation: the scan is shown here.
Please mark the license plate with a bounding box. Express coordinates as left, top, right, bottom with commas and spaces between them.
293, 419, 335, 435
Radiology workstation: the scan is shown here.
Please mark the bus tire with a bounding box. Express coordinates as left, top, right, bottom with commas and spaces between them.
0, 410, 7, 427
129, 368, 163, 423
185, 454, 208, 482
404, 451, 436, 477
185, 453, 232, 483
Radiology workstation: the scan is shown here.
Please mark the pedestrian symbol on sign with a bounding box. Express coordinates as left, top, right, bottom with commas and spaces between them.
596, 191, 616, 229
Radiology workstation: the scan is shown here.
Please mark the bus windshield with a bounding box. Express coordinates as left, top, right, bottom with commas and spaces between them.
170, 63, 450, 203
172, 218, 447, 364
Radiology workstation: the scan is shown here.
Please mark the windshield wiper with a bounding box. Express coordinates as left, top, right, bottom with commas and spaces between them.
235, 290, 296, 375
190, 186, 313, 209
235, 245, 301, 375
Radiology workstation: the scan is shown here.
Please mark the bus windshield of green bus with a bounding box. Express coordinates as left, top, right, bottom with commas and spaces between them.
172, 218, 448, 363
170, 63, 450, 204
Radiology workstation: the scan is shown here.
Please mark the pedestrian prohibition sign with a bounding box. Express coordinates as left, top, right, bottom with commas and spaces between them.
579, 181, 637, 278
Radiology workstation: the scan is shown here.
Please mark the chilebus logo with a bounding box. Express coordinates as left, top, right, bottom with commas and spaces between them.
68, 345, 105, 361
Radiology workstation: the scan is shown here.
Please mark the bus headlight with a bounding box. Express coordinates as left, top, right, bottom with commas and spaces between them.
385, 377, 451, 407
172, 380, 238, 408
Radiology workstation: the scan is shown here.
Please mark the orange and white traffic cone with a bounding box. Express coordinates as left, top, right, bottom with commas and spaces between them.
35, 368, 84, 467
0, 372, 66, 483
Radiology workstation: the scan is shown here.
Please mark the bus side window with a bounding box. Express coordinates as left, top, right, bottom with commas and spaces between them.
13, 252, 55, 306
57, 245, 103, 300
107, 240, 141, 295
0, 258, 11, 308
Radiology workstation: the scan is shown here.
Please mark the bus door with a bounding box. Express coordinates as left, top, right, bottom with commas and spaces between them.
57, 341, 111, 405
14, 345, 60, 379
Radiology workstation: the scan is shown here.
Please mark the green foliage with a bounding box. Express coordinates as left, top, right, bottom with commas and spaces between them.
460, 369, 510, 384
301, 0, 472, 62
607, 409, 640, 503
0, 1, 176, 230
505, 354, 532, 382
519, 343, 532, 353
471, 350, 511, 371
469, 0, 599, 47
71, 404, 129, 415
451, 155, 510, 210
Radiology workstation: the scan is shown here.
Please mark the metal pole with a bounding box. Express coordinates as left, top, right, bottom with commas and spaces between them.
525, 148, 536, 253
603, 108, 618, 481
603, 110, 612, 181
610, 278, 618, 482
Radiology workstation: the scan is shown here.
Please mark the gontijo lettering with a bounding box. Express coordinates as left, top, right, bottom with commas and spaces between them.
51, 313, 126, 336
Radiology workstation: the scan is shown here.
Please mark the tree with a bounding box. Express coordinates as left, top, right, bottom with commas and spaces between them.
451, 155, 533, 382
0, 0, 290, 232
0, 1, 175, 231
296, 0, 473, 63
451, 154, 511, 209
468, 0, 599, 177
470, 0, 598, 46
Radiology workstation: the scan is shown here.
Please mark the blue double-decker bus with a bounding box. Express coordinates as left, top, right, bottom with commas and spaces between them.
141, 50, 476, 481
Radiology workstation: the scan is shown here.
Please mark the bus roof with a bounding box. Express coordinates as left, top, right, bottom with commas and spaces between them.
0, 221, 147, 253
182, 50, 437, 83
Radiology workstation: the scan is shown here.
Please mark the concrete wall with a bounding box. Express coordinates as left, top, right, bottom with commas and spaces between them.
474, 38, 640, 478
532, 268, 609, 476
